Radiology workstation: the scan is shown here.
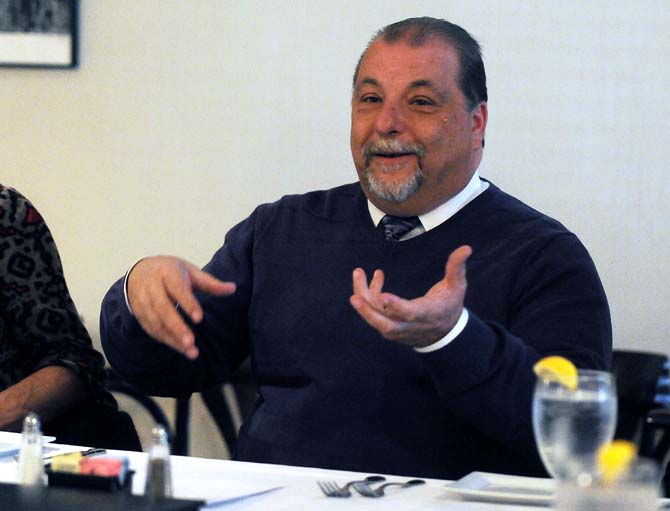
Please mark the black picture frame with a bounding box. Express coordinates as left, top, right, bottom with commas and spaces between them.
0, 0, 78, 69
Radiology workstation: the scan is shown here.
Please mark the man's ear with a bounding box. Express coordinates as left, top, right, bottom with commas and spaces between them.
471, 101, 488, 148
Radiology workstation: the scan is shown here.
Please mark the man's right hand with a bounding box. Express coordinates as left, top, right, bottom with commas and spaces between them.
127, 256, 236, 359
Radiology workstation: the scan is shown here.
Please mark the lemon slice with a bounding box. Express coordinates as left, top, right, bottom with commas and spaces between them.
533, 356, 578, 390
597, 440, 637, 484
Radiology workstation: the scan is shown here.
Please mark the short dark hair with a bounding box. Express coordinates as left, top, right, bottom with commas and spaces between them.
353, 17, 488, 111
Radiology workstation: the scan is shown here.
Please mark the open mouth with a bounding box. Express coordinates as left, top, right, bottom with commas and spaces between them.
368, 152, 417, 169
363, 140, 426, 169
373, 151, 415, 158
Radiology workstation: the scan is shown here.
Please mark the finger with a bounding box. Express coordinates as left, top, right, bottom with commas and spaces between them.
378, 292, 418, 321
352, 267, 371, 298
151, 318, 199, 359
368, 269, 385, 295
352, 268, 388, 313
135, 302, 197, 358
178, 264, 236, 323
188, 264, 237, 296
143, 282, 198, 357
349, 293, 401, 333
381, 246, 471, 322
158, 263, 203, 324
444, 245, 472, 289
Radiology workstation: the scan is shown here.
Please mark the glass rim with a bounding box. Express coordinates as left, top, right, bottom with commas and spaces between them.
533, 368, 615, 389
574, 369, 614, 380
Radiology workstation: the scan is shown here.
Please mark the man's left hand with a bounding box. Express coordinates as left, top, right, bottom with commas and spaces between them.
350, 245, 472, 348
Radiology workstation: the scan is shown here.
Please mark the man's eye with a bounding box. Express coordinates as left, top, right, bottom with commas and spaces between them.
361, 95, 381, 103
411, 98, 435, 106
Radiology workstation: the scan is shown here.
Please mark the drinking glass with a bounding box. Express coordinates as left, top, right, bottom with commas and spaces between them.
532, 369, 617, 482
554, 458, 660, 511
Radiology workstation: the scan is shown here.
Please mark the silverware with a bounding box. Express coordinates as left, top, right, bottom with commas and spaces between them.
317, 475, 386, 497
353, 478, 425, 497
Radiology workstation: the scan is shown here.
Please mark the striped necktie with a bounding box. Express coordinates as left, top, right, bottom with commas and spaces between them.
380, 215, 421, 242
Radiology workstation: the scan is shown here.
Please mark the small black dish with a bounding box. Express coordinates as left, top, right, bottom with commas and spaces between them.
47, 469, 134, 492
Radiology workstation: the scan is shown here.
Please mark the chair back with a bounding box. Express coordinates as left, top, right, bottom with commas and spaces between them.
612, 350, 669, 440
612, 349, 670, 497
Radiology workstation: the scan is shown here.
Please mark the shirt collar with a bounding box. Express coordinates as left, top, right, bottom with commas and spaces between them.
367, 171, 489, 232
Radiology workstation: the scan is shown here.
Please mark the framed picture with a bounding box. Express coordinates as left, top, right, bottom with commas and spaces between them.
0, 0, 78, 68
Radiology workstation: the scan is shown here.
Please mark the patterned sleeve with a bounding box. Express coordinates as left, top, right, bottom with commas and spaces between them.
0, 185, 116, 408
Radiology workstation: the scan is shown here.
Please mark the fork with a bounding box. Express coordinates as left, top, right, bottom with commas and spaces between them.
317, 475, 385, 497
353, 478, 425, 497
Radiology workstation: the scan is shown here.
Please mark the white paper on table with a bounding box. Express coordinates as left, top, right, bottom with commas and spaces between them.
0, 431, 57, 458
173, 475, 283, 508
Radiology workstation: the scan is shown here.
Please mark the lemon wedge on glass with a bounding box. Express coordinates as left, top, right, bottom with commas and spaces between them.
533, 356, 578, 391
597, 440, 637, 484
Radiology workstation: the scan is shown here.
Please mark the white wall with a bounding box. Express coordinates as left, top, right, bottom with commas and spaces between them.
2, 1, 668, 362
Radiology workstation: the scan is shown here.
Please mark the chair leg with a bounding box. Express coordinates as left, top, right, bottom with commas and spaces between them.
201, 385, 239, 455
172, 397, 191, 456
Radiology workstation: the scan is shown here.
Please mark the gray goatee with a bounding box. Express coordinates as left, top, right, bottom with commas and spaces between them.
362, 139, 426, 202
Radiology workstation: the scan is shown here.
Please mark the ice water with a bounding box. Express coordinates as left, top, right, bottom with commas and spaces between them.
533, 386, 617, 480
555, 481, 659, 511
555, 459, 660, 511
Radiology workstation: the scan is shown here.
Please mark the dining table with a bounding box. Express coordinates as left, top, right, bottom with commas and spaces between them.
0, 433, 668, 510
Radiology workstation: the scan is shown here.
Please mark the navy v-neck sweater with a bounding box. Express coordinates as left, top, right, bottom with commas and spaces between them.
101, 181, 611, 479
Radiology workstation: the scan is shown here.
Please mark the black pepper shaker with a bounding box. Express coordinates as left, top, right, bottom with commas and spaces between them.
144, 424, 172, 498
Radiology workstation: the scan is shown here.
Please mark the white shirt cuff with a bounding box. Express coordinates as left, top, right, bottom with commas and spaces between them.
414, 308, 469, 353
123, 257, 146, 316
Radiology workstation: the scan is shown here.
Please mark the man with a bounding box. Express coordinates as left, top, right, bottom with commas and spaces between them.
101, 17, 611, 479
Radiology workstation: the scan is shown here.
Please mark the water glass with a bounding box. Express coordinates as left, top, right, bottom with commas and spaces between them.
554, 458, 660, 511
532, 369, 617, 482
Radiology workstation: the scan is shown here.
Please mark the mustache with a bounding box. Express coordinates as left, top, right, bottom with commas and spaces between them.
362, 139, 426, 160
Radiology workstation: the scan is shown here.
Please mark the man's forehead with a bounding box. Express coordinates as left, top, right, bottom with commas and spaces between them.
357, 76, 445, 97
355, 38, 459, 88
367, 35, 456, 57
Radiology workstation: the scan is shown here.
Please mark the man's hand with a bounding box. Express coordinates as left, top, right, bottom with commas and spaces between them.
349, 245, 472, 348
127, 256, 236, 359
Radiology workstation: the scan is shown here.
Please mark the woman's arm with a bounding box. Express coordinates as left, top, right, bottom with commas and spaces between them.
0, 186, 115, 411
0, 366, 90, 431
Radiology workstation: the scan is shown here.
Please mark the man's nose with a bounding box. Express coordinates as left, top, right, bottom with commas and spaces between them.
374, 103, 405, 136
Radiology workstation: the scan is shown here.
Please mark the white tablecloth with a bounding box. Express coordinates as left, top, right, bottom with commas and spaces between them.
0, 439, 554, 510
